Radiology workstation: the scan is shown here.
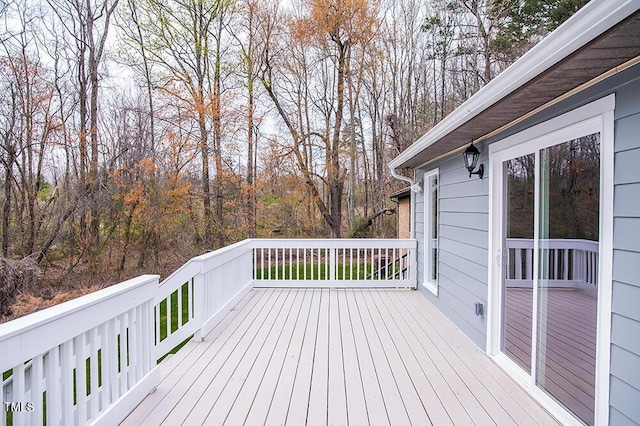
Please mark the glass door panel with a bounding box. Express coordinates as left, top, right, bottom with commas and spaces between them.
502, 154, 535, 373
537, 134, 600, 425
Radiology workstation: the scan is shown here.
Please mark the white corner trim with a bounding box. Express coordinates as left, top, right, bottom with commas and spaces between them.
422, 168, 439, 296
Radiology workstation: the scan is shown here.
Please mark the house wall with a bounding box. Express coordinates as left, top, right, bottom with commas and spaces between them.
609, 73, 640, 425
414, 146, 489, 350
411, 64, 640, 423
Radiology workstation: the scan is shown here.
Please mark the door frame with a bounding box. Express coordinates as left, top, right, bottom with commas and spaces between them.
487, 95, 615, 425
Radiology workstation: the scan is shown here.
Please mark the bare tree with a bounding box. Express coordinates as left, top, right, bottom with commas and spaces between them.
125, 0, 236, 250
45, 0, 120, 265
262, 0, 376, 238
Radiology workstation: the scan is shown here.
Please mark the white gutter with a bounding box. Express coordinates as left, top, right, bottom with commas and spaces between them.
388, 0, 640, 171
389, 166, 416, 240
390, 167, 414, 186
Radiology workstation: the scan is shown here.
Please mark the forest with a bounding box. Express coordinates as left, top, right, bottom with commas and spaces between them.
0, 0, 588, 319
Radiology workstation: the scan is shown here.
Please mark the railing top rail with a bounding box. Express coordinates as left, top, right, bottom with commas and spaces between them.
192, 239, 256, 273
192, 239, 256, 262
158, 240, 256, 294
159, 258, 195, 287
0, 274, 158, 370
252, 238, 417, 248
251, 238, 417, 242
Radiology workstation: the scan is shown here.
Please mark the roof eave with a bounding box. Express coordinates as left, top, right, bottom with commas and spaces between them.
389, 0, 640, 171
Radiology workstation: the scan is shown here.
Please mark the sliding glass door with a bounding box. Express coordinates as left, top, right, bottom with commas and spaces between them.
500, 133, 600, 425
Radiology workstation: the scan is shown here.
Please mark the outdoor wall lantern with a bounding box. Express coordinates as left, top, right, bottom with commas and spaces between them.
463, 142, 484, 179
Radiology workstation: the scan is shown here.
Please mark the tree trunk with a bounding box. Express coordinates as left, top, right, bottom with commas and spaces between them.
246, 5, 256, 238
199, 111, 213, 250
213, 18, 225, 248
2, 154, 14, 258
328, 40, 348, 238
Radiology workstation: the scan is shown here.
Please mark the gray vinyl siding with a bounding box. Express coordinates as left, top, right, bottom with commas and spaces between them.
610, 74, 640, 424
409, 64, 640, 423
415, 147, 489, 350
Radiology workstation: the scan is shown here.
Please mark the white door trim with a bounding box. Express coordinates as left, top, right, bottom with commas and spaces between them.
422, 167, 439, 296
487, 94, 615, 425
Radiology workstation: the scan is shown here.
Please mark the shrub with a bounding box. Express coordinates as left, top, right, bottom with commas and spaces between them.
0, 257, 40, 317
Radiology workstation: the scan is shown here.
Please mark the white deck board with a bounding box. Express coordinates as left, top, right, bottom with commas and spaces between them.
343, 290, 390, 426
283, 289, 322, 426
209, 289, 304, 425
351, 290, 412, 425
243, 289, 312, 425
359, 289, 432, 426
403, 291, 561, 425
180, 289, 294, 425
307, 289, 329, 426
123, 288, 560, 426
368, 289, 468, 425
146, 288, 281, 424
120, 289, 264, 425
328, 288, 348, 426
337, 290, 369, 425
386, 290, 504, 424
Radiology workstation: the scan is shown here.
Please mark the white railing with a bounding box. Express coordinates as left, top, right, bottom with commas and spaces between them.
252, 239, 417, 288
1, 238, 416, 425
0, 275, 159, 426
506, 238, 599, 289
154, 239, 255, 358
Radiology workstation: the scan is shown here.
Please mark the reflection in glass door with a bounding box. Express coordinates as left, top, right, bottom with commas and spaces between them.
538, 134, 599, 425
501, 134, 600, 425
503, 154, 535, 373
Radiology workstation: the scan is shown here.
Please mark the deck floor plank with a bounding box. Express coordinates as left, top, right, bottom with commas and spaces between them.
180, 289, 295, 425
306, 289, 330, 426
336, 289, 369, 425
327, 289, 349, 426
158, 288, 286, 425
368, 289, 470, 425
211, 289, 306, 425
343, 289, 391, 426
244, 288, 313, 425
386, 290, 507, 425
362, 290, 432, 425
123, 288, 560, 426
120, 288, 266, 426
283, 289, 323, 426
402, 291, 561, 425
351, 289, 413, 425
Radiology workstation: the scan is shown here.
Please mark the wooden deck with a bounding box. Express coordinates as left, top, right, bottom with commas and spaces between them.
123, 288, 559, 425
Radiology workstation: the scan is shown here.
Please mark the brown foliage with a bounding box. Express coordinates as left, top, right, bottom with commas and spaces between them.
0, 257, 41, 317
292, 0, 377, 46
6, 285, 101, 322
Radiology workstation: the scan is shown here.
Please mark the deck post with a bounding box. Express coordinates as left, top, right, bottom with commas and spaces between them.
409, 243, 418, 288
192, 260, 205, 342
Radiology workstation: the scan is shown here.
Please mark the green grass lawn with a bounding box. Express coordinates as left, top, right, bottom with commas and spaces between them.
156, 282, 192, 362
254, 262, 401, 280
